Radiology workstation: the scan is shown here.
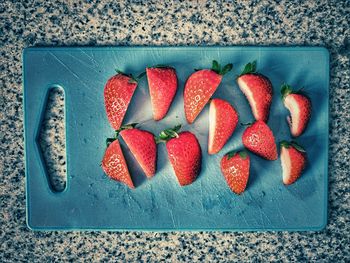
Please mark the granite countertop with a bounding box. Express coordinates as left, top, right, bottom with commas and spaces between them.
1, 0, 349, 261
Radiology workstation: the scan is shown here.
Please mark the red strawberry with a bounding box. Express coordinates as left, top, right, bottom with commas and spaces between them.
104, 71, 144, 130
146, 66, 178, 121
281, 84, 312, 137
184, 60, 233, 124
208, 98, 239, 154
220, 150, 250, 194
242, 120, 278, 160
101, 139, 134, 188
158, 125, 202, 186
120, 127, 157, 178
236, 61, 273, 122
280, 141, 307, 185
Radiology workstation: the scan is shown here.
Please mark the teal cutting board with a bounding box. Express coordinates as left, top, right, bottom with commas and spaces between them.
23, 47, 329, 231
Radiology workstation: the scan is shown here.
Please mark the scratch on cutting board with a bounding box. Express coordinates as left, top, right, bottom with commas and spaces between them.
111, 50, 120, 71
200, 181, 204, 212
164, 191, 177, 228
124, 187, 133, 222
236, 201, 250, 227
49, 52, 95, 91
276, 197, 287, 226
49, 52, 80, 80
80, 48, 100, 69
169, 210, 176, 228
66, 52, 102, 77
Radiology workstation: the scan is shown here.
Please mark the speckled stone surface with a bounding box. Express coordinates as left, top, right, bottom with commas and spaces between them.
1, 0, 350, 261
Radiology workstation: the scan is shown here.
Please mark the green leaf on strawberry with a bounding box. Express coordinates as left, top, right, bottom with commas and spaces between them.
211, 60, 233, 75
281, 84, 293, 99
239, 61, 257, 76
291, 141, 306, 152
156, 124, 182, 143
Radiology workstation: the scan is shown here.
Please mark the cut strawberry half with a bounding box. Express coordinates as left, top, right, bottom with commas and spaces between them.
184, 60, 233, 124
221, 150, 250, 194
101, 139, 134, 188
157, 125, 202, 186
280, 141, 307, 185
104, 71, 145, 130
281, 84, 312, 137
237, 61, 273, 122
120, 127, 157, 178
208, 99, 239, 154
242, 120, 278, 160
146, 66, 178, 121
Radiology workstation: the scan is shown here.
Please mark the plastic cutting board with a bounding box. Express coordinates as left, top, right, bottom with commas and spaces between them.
23, 47, 329, 231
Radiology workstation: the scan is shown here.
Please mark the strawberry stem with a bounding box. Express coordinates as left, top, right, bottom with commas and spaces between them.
291, 141, 306, 152
115, 69, 145, 84
212, 60, 220, 73
106, 137, 116, 147
280, 140, 306, 152
149, 64, 175, 70
129, 72, 146, 84
105, 123, 138, 147
239, 61, 257, 77
156, 124, 182, 143
220, 63, 233, 75
115, 123, 138, 136
115, 69, 127, 75
211, 60, 233, 75
239, 150, 248, 159
240, 122, 252, 126
226, 149, 248, 160
135, 71, 146, 81
280, 140, 290, 148
281, 84, 293, 100
226, 149, 237, 159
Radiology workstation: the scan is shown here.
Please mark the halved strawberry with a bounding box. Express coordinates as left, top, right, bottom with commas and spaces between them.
146, 66, 178, 121
104, 71, 145, 130
220, 150, 250, 194
120, 127, 157, 178
208, 99, 239, 154
157, 125, 202, 186
280, 141, 307, 185
184, 60, 233, 124
242, 120, 278, 160
281, 84, 312, 137
236, 61, 273, 122
101, 139, 134, 188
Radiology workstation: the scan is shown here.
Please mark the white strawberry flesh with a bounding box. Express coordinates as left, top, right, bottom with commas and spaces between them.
208, 101, 217, 153
237, 78, 258, 118
280, 147, 292, 184
284, 95, 301, 137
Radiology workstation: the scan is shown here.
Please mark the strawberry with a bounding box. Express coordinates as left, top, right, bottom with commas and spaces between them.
120, 127, 157, 178
184, 60, 233, 124
281, 84, 312, 137
220, 150, 250, 194
104, 71, 145, 130
157, 125, 202, 186
236, 61, 273, 122
146, 66, 178, 121
101, 139, 134, 188
280, 141, 307, 185
242, 120, 278, 160
208, 98, 239, 154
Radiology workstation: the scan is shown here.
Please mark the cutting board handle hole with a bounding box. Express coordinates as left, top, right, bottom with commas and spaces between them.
38, 86, 67, 192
